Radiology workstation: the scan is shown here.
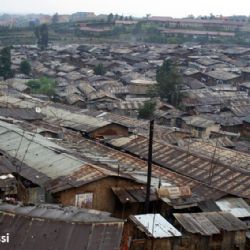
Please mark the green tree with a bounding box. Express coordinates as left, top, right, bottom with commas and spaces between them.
52, 13, 59, 24
107, 13, 114, 23
0, 46, 13, 79
34, 24, 49, 50
114, 14, 119, 20
20, 60, 31, 75
94, 63, 106, 75
138, 100, 156, 119
149, 59, 183, 106
26, 77, 57, 97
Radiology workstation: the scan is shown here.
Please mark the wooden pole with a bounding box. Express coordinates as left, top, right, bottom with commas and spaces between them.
145, 119, 154, 213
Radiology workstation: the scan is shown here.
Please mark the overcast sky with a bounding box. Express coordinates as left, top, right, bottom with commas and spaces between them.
1, 0, 250, 17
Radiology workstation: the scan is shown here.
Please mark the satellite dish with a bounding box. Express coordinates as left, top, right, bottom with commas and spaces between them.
35, 107, 41, 113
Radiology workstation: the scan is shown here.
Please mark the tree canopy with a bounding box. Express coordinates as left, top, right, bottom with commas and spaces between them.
149, 59, 183, 106
138, 100, 156, 120
94, 63, 106, 75
0, 46, 13, 80
20, 60, 31, 75
34, 24, 49, 50
26, 77, 57, 97
107, 13, 114, 23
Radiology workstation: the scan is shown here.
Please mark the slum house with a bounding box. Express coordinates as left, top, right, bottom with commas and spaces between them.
239, 82, 250, 95
202, 70, 241, 86
174, 212, 248, 250
241, 67, 250, 81
0, 95, 130, 139
230, 100, 250, 118
0, 119, 191, 218
0, 108, 44, 122
87, 90, 119, 110
234, 140, 250, 154
53, 132, 228, 218
242, 116, 250, 137
109, 100, 146, 117
0, 120, 142, 213
0, 203, 124, 250
222, 47, 250, 59
181, 116, 220, 138
153, 104, 185, 127
106, 135, 250, 200
77, 81, 96, 97
121, 213, 182, 250
183, 68, 203, 81
127, 79, 156, 98
6, 78, 31, 94
0, 99, 246, 208
202, 113, 244, 134
182, 77, 206, 90
199, 196, 250, 222
182, 88, 249, 115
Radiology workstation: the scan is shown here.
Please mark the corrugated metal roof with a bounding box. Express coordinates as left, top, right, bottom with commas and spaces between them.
181, 141, 250, 171
0, 203, 123, 250
107, 135, 250, 199
0, 96, 110, 133
57, 137, 226, 204
182, 116, 216, 128
216, 197, 250, 218
130, 214, 181, 238
0, 108, 43, 121
0, 120, 120, 189
174, 212, 247, 236
112, 186, 158, 204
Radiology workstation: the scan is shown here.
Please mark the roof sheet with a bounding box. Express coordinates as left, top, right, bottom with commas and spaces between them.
107, 135, 250, 199
181, 141, 250, 171
0, 96, 110, 133
112, 186, 158, 204
0, 121, 118, 189
205, 70, 239, 81
0, 203, 123, 250
216, 197, 250, 218
174, 212, 247, 236
131, 214, 181, 238
57, 137, 226, 204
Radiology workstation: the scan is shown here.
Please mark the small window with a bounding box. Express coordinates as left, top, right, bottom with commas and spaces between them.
75, 193, 93, 208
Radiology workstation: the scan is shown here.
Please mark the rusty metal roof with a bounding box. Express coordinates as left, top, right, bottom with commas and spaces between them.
0, 108, 44, 121
174, 212, 247, 236
107, 135, 250, 199
0, 96, 111, 133
57, 136, 226, 203
0, 203, 123, 250
111, 186, 158, 204
181, 140, 250, 171
47, 164, 131, 193
0, 121, 127, 191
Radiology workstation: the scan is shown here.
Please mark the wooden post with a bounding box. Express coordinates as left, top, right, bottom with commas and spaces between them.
145, 119, 154, 213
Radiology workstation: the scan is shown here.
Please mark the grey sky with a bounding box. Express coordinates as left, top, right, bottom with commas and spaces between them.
1, 0, 250, 17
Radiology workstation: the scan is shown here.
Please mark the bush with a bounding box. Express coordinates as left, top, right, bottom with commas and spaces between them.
26, 77, 57, 97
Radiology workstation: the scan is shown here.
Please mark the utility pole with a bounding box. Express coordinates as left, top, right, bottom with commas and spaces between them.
145, 119, 154, 213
